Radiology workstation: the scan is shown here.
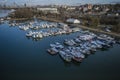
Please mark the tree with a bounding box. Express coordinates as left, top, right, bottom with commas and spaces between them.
14, 8, 33, 18
112, 23, 120, 33
90, 17, 100, 27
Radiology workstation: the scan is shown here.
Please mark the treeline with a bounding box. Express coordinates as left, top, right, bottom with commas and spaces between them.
100, 16, 120, 33
81, 16, 100, 27
11, 8, 64, 21
112, 23, 120, 33
9, 7, 120, 33
81, 15, 120, 33
10, 8, 34, 18
100, 16, 119, 25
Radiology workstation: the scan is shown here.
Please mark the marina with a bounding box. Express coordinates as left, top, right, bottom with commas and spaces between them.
0, 21, 120, 80
47, 30, 116, 62
8, 20, 78, 40
1, 17, 120, 63
0, 9, 120, 80
1, 14, 120, 63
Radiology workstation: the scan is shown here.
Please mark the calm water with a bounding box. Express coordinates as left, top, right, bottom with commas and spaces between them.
0, 10, 12, 18
0, 12, 120, 80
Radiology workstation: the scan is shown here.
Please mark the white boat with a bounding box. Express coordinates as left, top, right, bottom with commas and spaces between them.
26, 31, 33, 37
64, 39, 76, 46
70, 49, 85, 58
47, 47, 59, 55
50, 42, 64, 49
59, 51, 72, 62
74, 38, 81, 43
68, 48, 85, 62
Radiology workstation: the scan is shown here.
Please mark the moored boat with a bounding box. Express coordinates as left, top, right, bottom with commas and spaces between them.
47, 47, 59, 55
59, 51, 72, 62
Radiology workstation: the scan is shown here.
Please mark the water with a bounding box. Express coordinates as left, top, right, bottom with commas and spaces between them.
0, 11, 120, 80
0, 10, 11, 18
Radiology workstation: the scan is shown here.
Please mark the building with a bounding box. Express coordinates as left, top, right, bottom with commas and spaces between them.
67, 7, 76, 10
58, 23, 69, 30
87, 4, 93, 10
37, 7, 59, 14
83, 7, 88, 12
66, 18, 80, 24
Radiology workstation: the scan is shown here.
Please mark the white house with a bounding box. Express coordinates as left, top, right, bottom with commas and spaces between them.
67, 7, 76, 10
37, 8, 58, 14
66, 18, 80, 24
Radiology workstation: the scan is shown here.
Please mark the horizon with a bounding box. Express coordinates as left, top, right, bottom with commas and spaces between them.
0, 0, 120, 6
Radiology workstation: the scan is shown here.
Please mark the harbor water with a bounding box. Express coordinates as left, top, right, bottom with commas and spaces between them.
0, 10, 120, 80
0, 10, 11, 18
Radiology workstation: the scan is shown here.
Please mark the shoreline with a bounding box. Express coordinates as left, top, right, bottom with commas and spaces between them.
9, 17, 120, 38
10, 17, 63, 23
37, 17, 64, 23
71, 24, 120, 38
9, 18, 32, 21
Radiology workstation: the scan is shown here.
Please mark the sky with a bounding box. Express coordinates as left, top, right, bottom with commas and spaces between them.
0, 0, 120, 6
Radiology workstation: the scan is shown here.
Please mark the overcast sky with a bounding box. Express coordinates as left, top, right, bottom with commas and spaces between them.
0, 0, 120, 5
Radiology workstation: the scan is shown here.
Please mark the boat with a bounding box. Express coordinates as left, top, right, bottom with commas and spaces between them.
64, 39, 76, 46
72, 56, 83, 62
59, 51, 72, 62
91, 41, 102, 49
19, 25, 29, 31
47, 47, 59, 55
50, 42, 64, 49
74, 38, 81, 43
116, 40, 120, 44
26, 31, 33, 37
68, 48, 85, 62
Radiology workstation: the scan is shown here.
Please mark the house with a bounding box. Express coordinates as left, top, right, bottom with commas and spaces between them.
87, 4, 93, 10
67, 7, 76, 10
37, 7, 59, 14
66, 18, 80, 24
83, 7, 88, 12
